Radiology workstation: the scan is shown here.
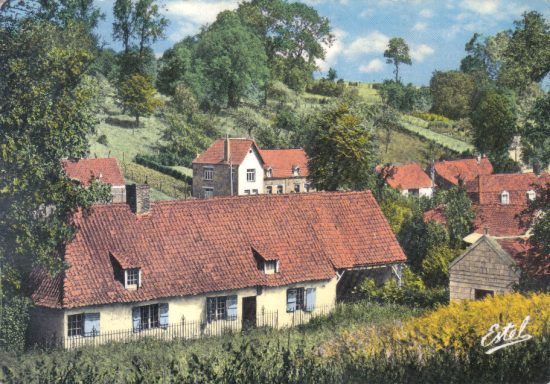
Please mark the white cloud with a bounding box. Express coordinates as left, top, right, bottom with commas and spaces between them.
412, 22, 428, 31
360, 9, 375, 18
165, 0, 239, 40
460, 0, 499, 15
359, 59, 385, 73
316, 28, 347, 72
410, 44, 434, 62
344, 31, 389, 58
419, 8, 434, 18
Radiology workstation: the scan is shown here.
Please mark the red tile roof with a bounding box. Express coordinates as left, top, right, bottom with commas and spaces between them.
31, 191, 406, 309
494, 238, 549, 276
473, 204, 528, 237
192, 138, 263, 165
434, 158, 493, 186
62, 158, 125, 187
379, 163, 432, 190
261, 148, 309, 178
466, 172, 550, 205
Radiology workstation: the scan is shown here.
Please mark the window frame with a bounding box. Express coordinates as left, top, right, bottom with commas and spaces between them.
125, 268, 140, 287
203, 187, 214, 199
206, 296, 238, 322
276, 185, 284, 194
203, 166, 214, 181
500, 190, 510, 205
286, 288, 305, 312
263, 260, 279, 274
67, 313, 83, 337
527, 190, 536, 202
246, 169, 256, 182
140, 303, 160, 330
266, 186, 273, 194
294, 184, 300, 193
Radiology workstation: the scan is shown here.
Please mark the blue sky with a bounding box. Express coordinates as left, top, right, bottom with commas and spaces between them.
95, 0, 550, 85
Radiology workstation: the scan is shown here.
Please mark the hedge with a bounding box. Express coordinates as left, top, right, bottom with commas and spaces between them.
134, 155, 192, 186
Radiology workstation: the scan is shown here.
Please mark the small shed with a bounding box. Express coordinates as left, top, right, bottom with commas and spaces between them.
449, 235, 520, 300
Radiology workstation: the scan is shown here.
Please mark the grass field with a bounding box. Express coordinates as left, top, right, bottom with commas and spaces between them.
379, 129, 435, 166
355, 83, 382, 104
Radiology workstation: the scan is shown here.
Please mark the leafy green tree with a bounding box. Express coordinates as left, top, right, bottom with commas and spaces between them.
117, 73, 162, 126
113, 0, 133, 53
327, 68, 337, 81
384, 37, 412, 83
378, 80, 431, 112
0, 21, 112, 295
430, 70, 476, 119
443, 183, 475, 248
156, 39, 194, 95
306, 103, 379, 191
195, 11, 268, 108
375, 105, 400, 153
238, 0, 333, 92
499, 11, 550, 91
133, 0, 168, 57
472, 87, 517, 159
460, 32, 509, 81
421, 245, 460, 288
522, 92, 550, 168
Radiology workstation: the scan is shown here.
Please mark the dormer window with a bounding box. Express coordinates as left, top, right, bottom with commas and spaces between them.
263, 260, 279, 274
266, 167, 273, 178
292, 165, 300, 176
500, 191, 510, 205
527, 190, 536, 202
125, 268, 141, 289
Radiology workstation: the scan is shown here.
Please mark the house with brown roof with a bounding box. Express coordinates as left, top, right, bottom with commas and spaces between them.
63, 158, 126, 203
29, 188, 406, 348
378, 163, 433, 198
191, 138, 311, 198
432, 157, 493, 188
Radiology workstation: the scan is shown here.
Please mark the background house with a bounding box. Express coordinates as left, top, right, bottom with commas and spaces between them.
432, 157, 493, 188
378, 163, 433, 198
261, 148, 311, 194
63, 158, 126, 203
30, 189, 406, 348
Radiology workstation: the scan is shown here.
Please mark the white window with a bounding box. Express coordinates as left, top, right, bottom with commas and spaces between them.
266, 186, 273, 194
125, 268, 141, 288
292, 166, 300, 176
263, 260, 279, 274
527, 190, 536, 202
277, 185, 284, 194
68, 313, 100, 337
132, 303, 168, 331
206, 296, 237, 322
246, 169, 256, 182
501, 191, 510, 205
286, 288, 316, 312
203, 166, 214, 181
266, 167, 272, 178
203, 187, 214, 199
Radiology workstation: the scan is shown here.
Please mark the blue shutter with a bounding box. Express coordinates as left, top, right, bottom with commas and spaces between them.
132, 307, 141, 332
305, 288, 316, 312
287, 289, 297, 312
159, 303, 169, 328
83, 313, 100, 336
227, 296, 237, 320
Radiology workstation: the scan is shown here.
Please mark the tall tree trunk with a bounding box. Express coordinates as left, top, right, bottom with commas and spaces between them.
395, 63, 399, 83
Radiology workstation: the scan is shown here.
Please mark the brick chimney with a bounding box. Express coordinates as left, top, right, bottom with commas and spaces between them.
224, 135, 231, 163
126, 184, 150, 214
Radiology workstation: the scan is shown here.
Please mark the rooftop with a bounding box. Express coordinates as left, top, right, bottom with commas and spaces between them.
192, 138, 262, 165
62, 158, 125, 187
261, 148, 309, 178
434, 157, 493, 185
379, 163, 432, 190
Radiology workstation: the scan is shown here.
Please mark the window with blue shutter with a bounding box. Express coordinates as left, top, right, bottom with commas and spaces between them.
132, 307, 141, 332
287, 289, 297, 312
305, 288, 316, 312
226, 296, 237, 320
83, 313, 100, 336
159, 303, 169, 328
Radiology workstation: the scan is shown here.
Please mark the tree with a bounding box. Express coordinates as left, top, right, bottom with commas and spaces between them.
326, 68, 337, 81
472, 87, 517, 159
113, 0, 133, 53
460, 32, 509, 81
195, 11, 268, 108
375, 105, 400, 153
384, 37, 412, 83
238, 0, 334, 91
499, 11, 550, 92
430, 70, 476, 119
421, 245, 460, 288
306, 103, 379, 191
156, 39, 194, 95
0, 20, 111, 298
443, 183, 475, 248
117, 73, 162, 126
522, 92, 550, 168
133, 0, 168, 57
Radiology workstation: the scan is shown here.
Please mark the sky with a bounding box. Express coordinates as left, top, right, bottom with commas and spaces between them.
95, 0, 550, 86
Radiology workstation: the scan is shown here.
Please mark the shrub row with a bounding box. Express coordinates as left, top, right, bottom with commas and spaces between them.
134, 155, 192, 185
123, 161, 190, 199
411, 111, 452, 124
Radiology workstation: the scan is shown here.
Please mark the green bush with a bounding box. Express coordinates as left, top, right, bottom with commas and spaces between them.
306, 79, 345, 97
0, 296, 32, 354
134, 155, 192, 185
96, 134, 109, 145
411, 111, 452, 124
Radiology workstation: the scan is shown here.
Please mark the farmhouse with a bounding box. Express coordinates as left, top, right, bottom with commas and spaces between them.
191, 137, 311, 198
29, 189, 406, 348
378, 163, 433, 198
63, 158, 126, 203
432, 157, 493, 188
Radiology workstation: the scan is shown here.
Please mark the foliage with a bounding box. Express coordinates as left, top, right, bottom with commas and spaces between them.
430, 70, 476, 119
378, 193, 413, 234
472, 86, 517, 159
123, 162, 190, 198
499, 11, 550, 92
306, 103, 379, 191
384, 37, 412, 83
374, 105, 400, 154
195, 11, 268, 108
421, 245, 461, 288
443, 183, 475, 248
134, 155, 192, 185
0, 21, 112, 284
522, 92, 550, 168
97, 134, 109, 145
306, 79, 345, 97
460, 32, 509, 81
90, 48, 120, 82
117, 73, 162, 126
326, 68, 338, 81
410, 111, 451, 124
378, 80, 431, 112
156, 39, 194, 95
0, 296, 32, 354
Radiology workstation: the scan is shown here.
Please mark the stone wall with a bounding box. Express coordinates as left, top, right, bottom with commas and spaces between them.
264, 177, 311, 194
192, 164, 236, 198
449, 239, 519, 300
